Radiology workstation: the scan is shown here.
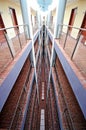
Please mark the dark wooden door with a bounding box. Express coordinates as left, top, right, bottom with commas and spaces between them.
0, 14, 6, 43
80, 12, 86, 43
9, 8, 19, 34
68, 8, 77, 33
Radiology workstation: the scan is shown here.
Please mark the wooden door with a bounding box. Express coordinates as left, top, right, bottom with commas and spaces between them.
80, 12, 86, 43
0, 14, 6, 43
68, 8, 77, 33
9, 8, 19, 34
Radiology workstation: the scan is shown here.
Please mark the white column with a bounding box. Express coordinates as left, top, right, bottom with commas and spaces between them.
37, 12, 41, 45
32, 16, 35, 27
54, 0, 67, 38
20, 0, 39, 102
20, 0, 31, 39
26, 1, 39, 103
37, 12, 41, 28
47, 0, 67, 103
51, 0, 67, 66
47, 11, 51, 28
46, 15, 48, 26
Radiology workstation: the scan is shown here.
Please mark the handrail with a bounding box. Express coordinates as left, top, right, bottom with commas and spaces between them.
54, 64, 75, 130
58, 23, 86, 60
0, 24, 28, 31
59, 24, 86, 31
9, 64, 32, 130
29, 87, 37, 130
49, 89, 55, 130
0, 24, 28, 61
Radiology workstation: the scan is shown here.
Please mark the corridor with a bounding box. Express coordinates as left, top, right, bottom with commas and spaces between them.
0, 26, 86, 129
0, 0, 86, 130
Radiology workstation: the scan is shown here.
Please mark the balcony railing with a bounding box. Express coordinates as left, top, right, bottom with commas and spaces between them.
57, 24, 86, 77
48, 23, 86, 78
0, 24, 29, 75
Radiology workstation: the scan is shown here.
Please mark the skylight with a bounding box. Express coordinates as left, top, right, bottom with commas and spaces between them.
29, 0, 56, 16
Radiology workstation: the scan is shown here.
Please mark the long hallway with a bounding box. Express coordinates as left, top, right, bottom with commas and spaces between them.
0, 27, 86, 129
0, 0, 86, 130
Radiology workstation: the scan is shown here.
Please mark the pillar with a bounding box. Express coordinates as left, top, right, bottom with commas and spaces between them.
20, 0, 39, 103
47, 11, 51, 28
54, 0, 67, 38
50, 0, 67, 68
20, 0, 31, 39
37, 12, 41, 45
32, 15, 35, 27
47, 0, 67, 99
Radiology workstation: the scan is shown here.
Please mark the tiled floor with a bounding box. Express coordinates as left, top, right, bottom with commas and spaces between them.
0, 35, 29, 85
0, 33, 27, 76
0, 41, 13, 75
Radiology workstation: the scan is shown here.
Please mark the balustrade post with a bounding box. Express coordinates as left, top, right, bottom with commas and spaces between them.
4, 31, 15, 58
71, 32, 82, 60
63, 27, 69, 49
17, 27, 22, 49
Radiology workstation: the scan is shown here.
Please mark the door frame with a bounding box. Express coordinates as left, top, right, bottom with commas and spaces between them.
0, 13, 6, 43
9, 7, 19, 34
68, 7, 77, 34
80, 11, 86, 43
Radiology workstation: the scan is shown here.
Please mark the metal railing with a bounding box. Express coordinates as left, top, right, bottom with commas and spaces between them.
0, 24, 29, 75
48, 23, 86, 77
9, 63, 32, 129
58, 24, 86, 77
29, 88, 38, 130
54, 64, 75, 130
